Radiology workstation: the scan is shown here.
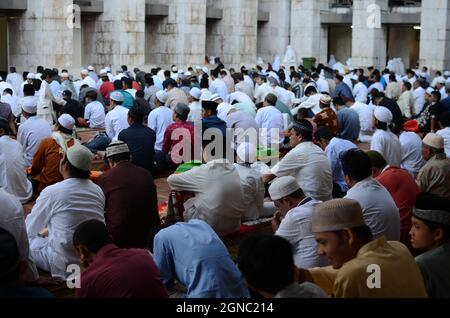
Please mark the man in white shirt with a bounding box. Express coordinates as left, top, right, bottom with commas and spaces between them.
347, 99, 375, 142
167, 159, 246, 236
313, 73, 330, 95
80, 69, 97, 89
437, 112, 450, 158
353, 75, 368, 104
16, 98, 52, 167
255, 93, 285, 148
263, 120, 333, 202
105, 91, 129, 141
399, 131, 426, 177
18, 73, 35, 98
147, 90, 173, 151
209, 69, 228, 102
1, 89, 18, 118
370, 106, 402, 167
187, 87, 202, 122
0, 118, 32, 203
0, 188, 39, 282
342, 149, 400, 241
38, 69, 66, 125
83, 90, 105, 129
233, 142, 265, 221
413, 81, 426, 116
233, 72, 253, 100
25, 144, 105, 278
397, 81, 415, 118
6, 67, 23, 96
254, 73, 272, 104
269, 176, 329, 269
435, 77, 448, 101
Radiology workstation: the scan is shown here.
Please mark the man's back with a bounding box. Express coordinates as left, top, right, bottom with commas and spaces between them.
345, 177, 400, 240
147, 106, 173, 151
271, 142, 333, 202
118, 124, 156, 172
153, 220, 249, 298
25, 178, 105, 277
0, 136, 32, 203
337, 107, 360, 140
76, 244, 168, 298
105, 105, 129, 141
376, 166, 420, 247
96, 162, 160, 248
17, 117, 52, 167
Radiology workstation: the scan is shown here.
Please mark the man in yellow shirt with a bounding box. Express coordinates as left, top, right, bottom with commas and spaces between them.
298, 198, 427, 298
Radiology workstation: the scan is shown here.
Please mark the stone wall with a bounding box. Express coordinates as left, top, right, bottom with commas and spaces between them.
290, 0, 329, 65
256, 0, 291, 64
205, 0, 257, 68
419, 0, 450, 71
351, 0, 388, 69
146, 0, 206, 68
8, 0, 74, 72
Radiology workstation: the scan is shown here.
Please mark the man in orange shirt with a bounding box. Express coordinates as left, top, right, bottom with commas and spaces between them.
313, 94, 339, 135
30, 114, 78, 193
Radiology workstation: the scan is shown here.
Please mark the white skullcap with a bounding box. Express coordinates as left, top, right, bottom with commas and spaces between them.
202, 66, 209, 74
211, 94, 222, 102
99, 69, 107, 76
171, 66, 178, 73
269, 176, 301, 201
320, 95, 332, 105
106, 140, 130, 158
60, 72, 70, 78
81, 69, 89, 75
217, 103, 233, 121
26, 73, 35, 79
189, 87, 201, 100
195, 65, 202, 70
426, 87, 435, 95
66, 144, 93, 172
87, 65, 95, 71
58, 114, 75, 130
110, 91, 124, 103
374, 106, 393, 124
436, 76, 446, 84
444, 71, 450, 77
312, 199, 365, 233
21, 98, 37, 114
236, 142, 257, 164
156, 91, 169, 104
423, 133, 444, 149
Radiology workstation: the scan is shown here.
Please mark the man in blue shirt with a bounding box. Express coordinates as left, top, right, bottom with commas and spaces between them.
333, 75, 354, 102
112, 80, 134, 109
314, 126, 357, 198
118, 105, 156, 173
333, 97, 361, 141
202, 100, 228, 158
150, 220, 250, 298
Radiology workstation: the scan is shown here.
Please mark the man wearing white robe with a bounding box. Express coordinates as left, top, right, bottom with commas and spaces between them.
17, 99, 52, 167
0, 127, 33, 204
263, 120, 333, 202
255, 94, 285, 148
38, 70, 66, 125
413, 81, 426, 116
370, 107, 402, 167
167, 159, 246, 236
0, 189, 39, 282
6, 67, 22, 96
25, 145, 105, 278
